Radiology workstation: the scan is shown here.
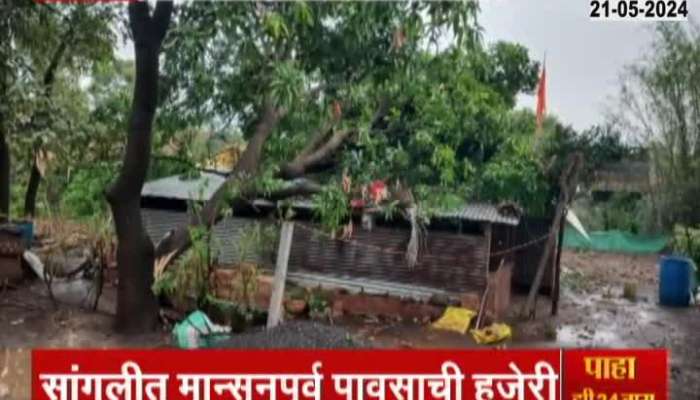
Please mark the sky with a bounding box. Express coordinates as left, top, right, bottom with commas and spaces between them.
478, 0, 696, 131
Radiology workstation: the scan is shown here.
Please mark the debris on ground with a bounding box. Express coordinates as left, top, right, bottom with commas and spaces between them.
430, 307, 476, 334
24, 251, 100, 310
172, 310, 231, 349
220, 320, 363, 348
471, 323, 512, 344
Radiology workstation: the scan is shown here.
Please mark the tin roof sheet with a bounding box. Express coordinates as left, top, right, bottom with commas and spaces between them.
141, 172, 225, 201
142, 174, 520, 225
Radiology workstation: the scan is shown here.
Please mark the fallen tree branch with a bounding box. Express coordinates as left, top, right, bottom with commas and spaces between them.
279, 128, 355, 179
154, 98, 390, 273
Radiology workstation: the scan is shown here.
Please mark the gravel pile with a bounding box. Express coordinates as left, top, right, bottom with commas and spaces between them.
219, 320, 366, 349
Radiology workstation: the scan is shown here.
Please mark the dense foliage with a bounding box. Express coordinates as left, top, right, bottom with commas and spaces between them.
3, 1, 599, 225
154, 1, 572, 222
619, 23, 700, 229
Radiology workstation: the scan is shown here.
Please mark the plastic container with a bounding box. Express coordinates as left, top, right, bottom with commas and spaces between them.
659, 255, 697, 307
16, 221, 34, 248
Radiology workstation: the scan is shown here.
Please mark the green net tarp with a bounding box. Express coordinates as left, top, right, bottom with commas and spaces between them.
563, 228, 670, 254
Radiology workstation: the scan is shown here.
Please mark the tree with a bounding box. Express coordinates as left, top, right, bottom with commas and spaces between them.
148, 0, 553, 276
153, 1, 487, 263
55, 59, 134, 218
0, 0, 39, 219
21, 6, 115, 217
106, 0, 173, 333
618, 23, 700, 228
0, 2, 115, 220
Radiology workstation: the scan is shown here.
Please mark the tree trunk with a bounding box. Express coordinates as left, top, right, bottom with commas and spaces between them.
23, 151, 41, 218
0, 132, 9, 221
23, 20, 74, 219
106, 1, 173, 334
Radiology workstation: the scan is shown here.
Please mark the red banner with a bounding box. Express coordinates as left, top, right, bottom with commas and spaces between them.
31, 349, 666, 400
564, 349, 667, 400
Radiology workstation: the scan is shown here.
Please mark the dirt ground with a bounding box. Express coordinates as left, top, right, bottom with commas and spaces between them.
1, 250, 699, 398
339, 251, 700, 399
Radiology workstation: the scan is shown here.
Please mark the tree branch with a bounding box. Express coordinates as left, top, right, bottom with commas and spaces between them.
231, 100, 285, 176
263, 179, 322, 201
154, 100, 285, 261
152, 1, 174, 43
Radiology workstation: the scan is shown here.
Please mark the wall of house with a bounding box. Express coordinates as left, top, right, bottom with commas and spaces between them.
141, 208, 275, 268
510, 216, 557, 293
142, 204, 558, 298
287, 223, 490, 294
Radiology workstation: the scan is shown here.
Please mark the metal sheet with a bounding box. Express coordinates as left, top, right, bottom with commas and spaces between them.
288, 224, 489, 294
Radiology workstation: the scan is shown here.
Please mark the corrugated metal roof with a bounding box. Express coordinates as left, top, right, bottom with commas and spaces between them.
142, 209, 274, 266
142, 174, 520, 225
141, 172, 225, 201
436, 203, 520, 226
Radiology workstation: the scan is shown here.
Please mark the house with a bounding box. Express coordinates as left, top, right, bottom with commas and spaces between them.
141, 172, 562, 316
591, 160, 654, 195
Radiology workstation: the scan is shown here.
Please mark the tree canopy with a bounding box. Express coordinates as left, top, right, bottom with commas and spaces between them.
151, 1, 558, 223
1, 0, 610, 333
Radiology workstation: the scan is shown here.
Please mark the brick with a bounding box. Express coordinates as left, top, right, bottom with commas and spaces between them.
332, 293, 442, 321
331, 299, 344, 318
460, 292, 481, 311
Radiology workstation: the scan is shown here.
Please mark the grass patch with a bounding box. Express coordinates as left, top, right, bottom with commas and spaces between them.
561, 267, 592, 292
543, 322, 557, 341
622, 282, 637, 302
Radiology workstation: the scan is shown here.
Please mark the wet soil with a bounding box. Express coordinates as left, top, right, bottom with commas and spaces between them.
339, 251, 700, 399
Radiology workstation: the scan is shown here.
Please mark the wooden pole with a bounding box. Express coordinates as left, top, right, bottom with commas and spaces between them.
551, 211, 566, 316
484, 222, 493, 268
523, 153, 582, 319
267, 221, 295, 329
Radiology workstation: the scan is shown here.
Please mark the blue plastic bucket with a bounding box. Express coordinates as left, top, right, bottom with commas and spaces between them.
659, 255, 697, 307
16, 221, 34, 248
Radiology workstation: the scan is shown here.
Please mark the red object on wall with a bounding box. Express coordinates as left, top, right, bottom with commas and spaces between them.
369, 180, 388, 204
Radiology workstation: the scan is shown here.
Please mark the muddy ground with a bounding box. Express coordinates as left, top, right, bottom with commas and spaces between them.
1, 250, 699, 398
341, 251, 700, 399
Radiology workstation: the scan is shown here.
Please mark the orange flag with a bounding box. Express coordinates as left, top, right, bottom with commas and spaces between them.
535, 61, 547, 133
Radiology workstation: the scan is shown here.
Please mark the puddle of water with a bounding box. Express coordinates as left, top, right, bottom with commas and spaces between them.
556, 325, 626, 347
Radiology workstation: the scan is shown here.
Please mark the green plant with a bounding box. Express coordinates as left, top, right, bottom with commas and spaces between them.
60, 163, 118, 218
308, 288, 330, 315
235, 222, 278, 264
671, 225, 700, 282
543, 322, 557, 341
560, 267, 591, 292
622, 282, 637, 302
152, 225, 212, 310
312, 183, 349, 234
